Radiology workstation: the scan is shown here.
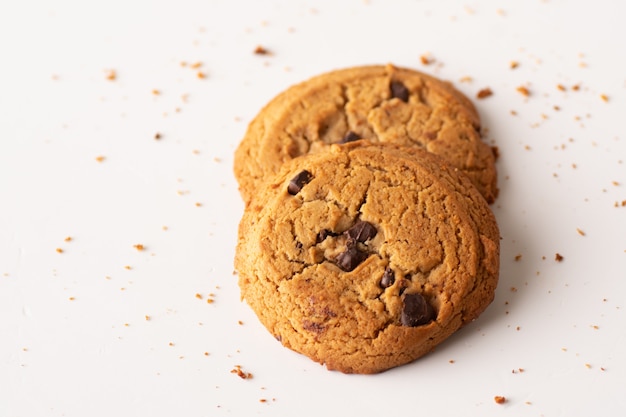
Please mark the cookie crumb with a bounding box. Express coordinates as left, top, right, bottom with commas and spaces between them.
231, 365, 253, 379
152, 89, 161, 95
145, 315, 151, 321
476, 88, 493, 99
64, 236, 72, 242
195, 293, 203, 300
254, 45, 271, 55
56, 248, 64, 254
516, 86, 530, 97
154, 133, 162, 140
133, 244, 145, 251
557, 84, 567, 91
600, 94, 609, 102
420, 53, 435, 65
494, 396, 507, 404
95, 155, 106, 162
555, 253, 564, 262
576, 228, 586, 236
514, 254, 522, 261
105, 69, 117, 81
509, 61, 519, 69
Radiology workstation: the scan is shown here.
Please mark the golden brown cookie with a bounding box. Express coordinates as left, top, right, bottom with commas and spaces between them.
234, 64, 498, 204
235, 142, 500, 374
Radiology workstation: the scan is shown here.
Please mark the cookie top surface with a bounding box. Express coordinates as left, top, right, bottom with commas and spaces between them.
235, 142, 500, 374
234, 64, 498, 204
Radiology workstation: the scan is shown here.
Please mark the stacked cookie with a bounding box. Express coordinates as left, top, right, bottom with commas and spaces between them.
233, 64, 500, 374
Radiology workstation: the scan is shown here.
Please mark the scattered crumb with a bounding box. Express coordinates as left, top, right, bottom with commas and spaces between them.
145, 315, 151, 321
231, 365, 253, 379
195, 202, 203, 207
64, 236, 72, 242
476, 88, 493, 99
124, 265, 132, 270
56, 248, 64, 254
195, 293, 203, 300
459, 76, 473, 83
133, 244, 145, 251
207, 298, 215, 304
204, 352, 210, 356
254, 45, 271, 55
510, 61, 519, 69
494, 396, 507, 404
576, 228, 586, 236
238, 320, 244, 325
420, 53, 435, 65
105, 69, 117, 81
555, 253, 564, 262
557, 84, 567, 91
68, 297, 75, 301
516, 86, 530, 97
600, 94, 609, 102
197, 71, 207, 79
95, 155, 106, 162
260, 399, 267, 403
585, 363, 592, 369
572, 84, 581, 91
514, 254, 522, 261
169, 342, 175, 347
154, 133, 162, 140
510, 287, 518, 292
449, 359, 455, 364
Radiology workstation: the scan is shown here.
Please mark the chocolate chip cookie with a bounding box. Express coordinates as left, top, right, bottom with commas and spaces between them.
235, 142, 500, 374
234, 64, 498, 204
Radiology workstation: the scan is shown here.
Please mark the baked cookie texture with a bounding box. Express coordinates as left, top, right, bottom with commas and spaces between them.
235, 142, 500, 374
234, 64, 498, 205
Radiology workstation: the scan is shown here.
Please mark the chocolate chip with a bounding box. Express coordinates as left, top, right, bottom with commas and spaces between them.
400, 293, 434, 327
345, 221, 377, 243
335, 244, 368, 272
380, 267, 395, 288
390, 80, 409, 102
316, 229, 336, 243
287, 170, 313, 195
339, 131, 360, 144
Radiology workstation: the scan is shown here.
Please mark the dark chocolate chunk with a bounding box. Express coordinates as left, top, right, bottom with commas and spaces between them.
400, 293, 434, 327
339, 131, 360, 144
380, 267, 395, 288
335, 244, 368, 272
345, 221, 377, 243
390, 80, 409, 102
287, 170, 313, 195
316, 229, 336, 243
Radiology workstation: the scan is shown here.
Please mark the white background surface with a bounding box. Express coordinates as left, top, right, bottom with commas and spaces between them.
1, 1, 625, 416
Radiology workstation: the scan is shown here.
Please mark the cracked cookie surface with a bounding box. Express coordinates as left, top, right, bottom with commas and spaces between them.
234, 64, 498, 205
235, 142, 500, 374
